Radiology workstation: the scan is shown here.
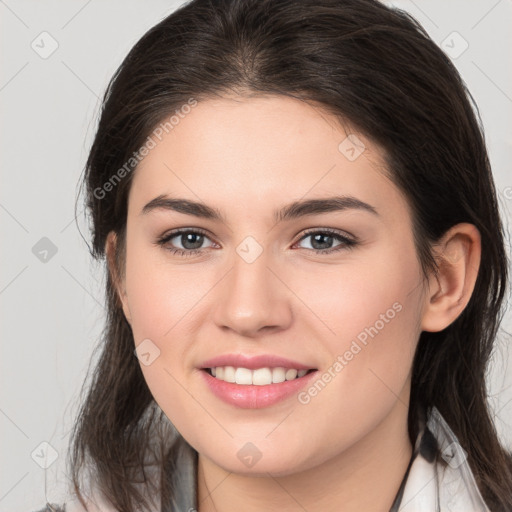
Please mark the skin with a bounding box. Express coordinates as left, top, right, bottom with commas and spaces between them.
106, 94, 481, 512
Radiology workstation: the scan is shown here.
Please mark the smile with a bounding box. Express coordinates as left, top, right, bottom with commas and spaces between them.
205, 366, 315, 385
200, 367, 319, 409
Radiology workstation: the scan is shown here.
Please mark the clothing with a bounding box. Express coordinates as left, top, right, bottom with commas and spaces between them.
33, 406, 491, 512
388, 406, 490, 511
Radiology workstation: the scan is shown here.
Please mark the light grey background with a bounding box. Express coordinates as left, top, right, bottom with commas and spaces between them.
1, 1, 511, 510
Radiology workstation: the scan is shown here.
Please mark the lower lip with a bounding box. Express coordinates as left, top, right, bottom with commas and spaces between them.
199, 369, 318, 409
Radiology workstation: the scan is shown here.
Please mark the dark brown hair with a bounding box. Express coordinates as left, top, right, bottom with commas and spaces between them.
59, 0, 512, 510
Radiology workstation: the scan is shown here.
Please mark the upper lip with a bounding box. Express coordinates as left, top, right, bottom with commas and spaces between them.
200, 353, 317, 370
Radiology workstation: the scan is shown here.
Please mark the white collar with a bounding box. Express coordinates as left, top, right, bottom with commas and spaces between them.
391, 406, 490, 511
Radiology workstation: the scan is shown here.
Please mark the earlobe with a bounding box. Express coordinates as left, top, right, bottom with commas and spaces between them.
421, 223, 481, 332
105, 231, 132, 325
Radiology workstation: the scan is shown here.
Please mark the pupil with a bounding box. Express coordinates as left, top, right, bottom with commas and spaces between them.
312, 234, 332, 250
182, 233, 203, 250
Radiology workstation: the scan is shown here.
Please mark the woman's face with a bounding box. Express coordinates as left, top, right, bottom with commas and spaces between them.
116, 94, 427, 475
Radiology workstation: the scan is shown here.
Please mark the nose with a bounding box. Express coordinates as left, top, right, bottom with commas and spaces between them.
212, 244, 293, 338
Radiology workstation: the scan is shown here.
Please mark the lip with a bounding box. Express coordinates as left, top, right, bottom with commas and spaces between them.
200, 353, 316, 371
200, 368, 319, 409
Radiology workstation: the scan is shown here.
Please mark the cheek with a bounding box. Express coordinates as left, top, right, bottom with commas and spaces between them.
122, 241, 202, 428
122, 237, 218, 416
293, 242, 423, 427
291, 239, 422, 346
123, 234, 199, 341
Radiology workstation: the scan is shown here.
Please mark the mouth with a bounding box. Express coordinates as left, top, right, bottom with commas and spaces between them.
200, 365, 319, 409
202, 366, 317, 385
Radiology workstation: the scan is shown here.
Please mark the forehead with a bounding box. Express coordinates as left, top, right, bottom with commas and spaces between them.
128, 94, 403, 221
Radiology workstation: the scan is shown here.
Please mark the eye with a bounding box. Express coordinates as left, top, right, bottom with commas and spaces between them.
155, 227, 358, 257
155, 228, 216, 257
294, 228, 357, 254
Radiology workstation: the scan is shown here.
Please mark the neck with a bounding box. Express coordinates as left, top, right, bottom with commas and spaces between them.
197, 399, 413, 512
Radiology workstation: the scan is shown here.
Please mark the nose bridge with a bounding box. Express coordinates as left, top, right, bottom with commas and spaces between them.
213, 235, 291, 336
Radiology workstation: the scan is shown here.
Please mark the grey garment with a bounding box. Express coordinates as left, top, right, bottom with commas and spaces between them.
162, 434, 198, 512
32, 406, 491, 512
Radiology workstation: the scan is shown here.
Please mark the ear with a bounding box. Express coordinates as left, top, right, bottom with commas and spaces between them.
421, 223, 481, 332
105, 231, 132, 325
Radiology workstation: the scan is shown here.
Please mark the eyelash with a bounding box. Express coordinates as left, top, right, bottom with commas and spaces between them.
155, 227, 358, 257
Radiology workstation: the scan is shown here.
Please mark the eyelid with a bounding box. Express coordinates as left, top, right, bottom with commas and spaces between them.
296, 227, 356, 243
156, 226, 214, 243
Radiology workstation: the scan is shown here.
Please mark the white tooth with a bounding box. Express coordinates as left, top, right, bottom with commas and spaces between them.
211, 366, 309, 384
235, 367, 253, 385
253, 368, 272, 386
272, 367, 286, 383
223, 366, 236, 383
285, 368, 298, 380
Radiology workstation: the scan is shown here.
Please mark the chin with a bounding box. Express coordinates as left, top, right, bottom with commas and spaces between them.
207, 444, 317, 477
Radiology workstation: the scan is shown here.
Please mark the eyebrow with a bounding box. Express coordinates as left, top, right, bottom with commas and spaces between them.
140, 194, 379, 222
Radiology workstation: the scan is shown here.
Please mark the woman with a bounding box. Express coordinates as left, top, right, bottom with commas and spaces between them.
35, 0, 512, 510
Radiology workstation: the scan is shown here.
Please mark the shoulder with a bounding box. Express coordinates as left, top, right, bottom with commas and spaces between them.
31, 505, 66, 512
30, 493, 125, 512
